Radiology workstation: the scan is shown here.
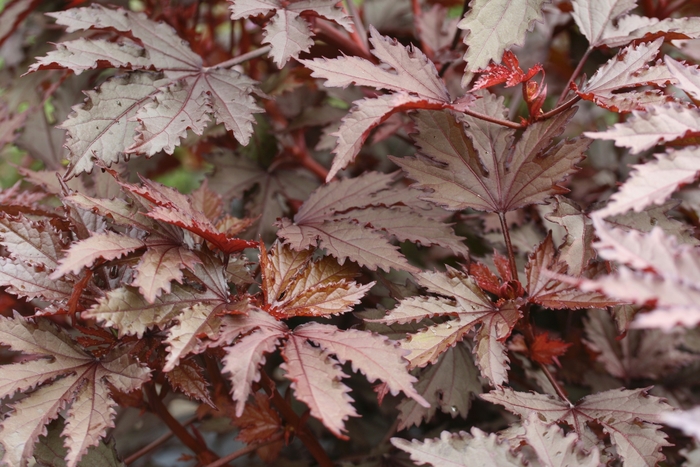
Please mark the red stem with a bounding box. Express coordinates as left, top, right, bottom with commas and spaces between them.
315, 19, 374, 62
291, 131, 330, 181
537, 95, 581, 121
498, 212, 519, 280
461, 107, 523, 129
556, 47, 592, 106
259, 371, 334, 467
203, 432, 285, 467
146, 384, 220, 464
344, 0, 370, 57
124, 416, 198, 465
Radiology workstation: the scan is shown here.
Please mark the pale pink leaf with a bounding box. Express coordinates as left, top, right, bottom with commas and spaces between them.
84, 285, 206, 338
0, 314, 149, 467
391, 428, 522, 467
230, 0, 351, 66
27, 39, 152, 75
328, 94, 446, 180
584, 220, 700, 325
59, 72, 160, 176
127, 79, 211, 156
64, 193, 156, 232
132, 244, 201, 303
294, 322, 429, 407
602, 14, 700, 48
595, 147, 700, 218
42, 5, 201, 74
570, 0, 636, 46
578, 39, 675, 112
228, 0, 278, 18
0, 214, 68, 268
666, 56, 700, 101
416, 269, 494, 311
522, 414, 601, 467
265, 9, 313, 68
481, 388, 571, 422
592, 219, 700, 279
51, 231, 144, 278
484, 387, 672, 466
290, 170, 396, 221
300, 26, 449, 101
163, 302, 225, 372
662, 407, 700, 441
223, 320, 284, 415
63, 379, 113, 467
399, 319, 477, 369
474, 304, 519, 387
0, 257, 74, 301
300, 24, 451, 179
30, 5, 261, 163
281, 334, 357, 439
369, 296, 463, 325
458, 0, 548, 85
277, 217, 417, 273
584, 103, 700, 153
203, 68, 262, 144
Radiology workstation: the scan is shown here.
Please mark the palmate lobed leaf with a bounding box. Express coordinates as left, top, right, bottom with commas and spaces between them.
28, 5, 263, 177
373, 268, 520, 385
229, 0, 353, 67
219, 309, 426, 438
584, 219, 700, 329
277, 171, 467, 273
0, 313, 150, 467
393, 104, 588, 214
300, 26, 468, 180
483, 387, 672, 466
576, 38, 677, 112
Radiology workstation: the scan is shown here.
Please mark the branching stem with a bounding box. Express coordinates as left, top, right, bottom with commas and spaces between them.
204, 432, 285, 467
538, 95, 581, 120
146, 384, 219, 463
124, 416, 198, 465
556, 47, 592, 106
259, 371, 334, 467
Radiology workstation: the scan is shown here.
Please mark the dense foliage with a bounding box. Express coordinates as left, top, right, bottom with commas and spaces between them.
1, 0, 700, 466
